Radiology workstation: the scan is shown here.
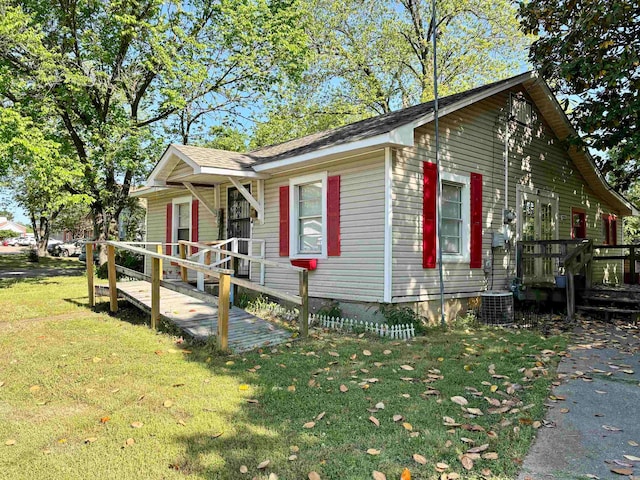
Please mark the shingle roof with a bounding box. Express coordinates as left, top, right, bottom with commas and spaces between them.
171, 144, 255, 171
171, 72, 531, 171
247, 73, 531, 165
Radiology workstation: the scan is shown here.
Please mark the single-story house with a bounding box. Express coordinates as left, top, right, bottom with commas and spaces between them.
134, 71, 637, 321
0, 216, 27, 235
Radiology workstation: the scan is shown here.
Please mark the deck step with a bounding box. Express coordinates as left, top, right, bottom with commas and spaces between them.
581, 295, 640, 305
576, 305, 640, 320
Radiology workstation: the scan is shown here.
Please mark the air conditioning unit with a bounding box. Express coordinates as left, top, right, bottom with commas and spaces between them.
480, 291, 514, 325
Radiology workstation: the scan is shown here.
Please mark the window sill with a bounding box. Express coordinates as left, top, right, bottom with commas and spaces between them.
290, 253, 327, 260
440, 255, 470, 264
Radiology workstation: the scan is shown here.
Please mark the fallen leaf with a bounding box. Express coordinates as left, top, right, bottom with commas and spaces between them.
393, 414, 404, 422
611, 468, 633, 475
5, 439, 16, 446
482, 452, 499, 460
316, 411, 326, 421
490, 385, 498, 392
303, 421, 316, 429
308, 473, 321, 480
288, 385, 296, 392
239, 465, 248, 474
451, 396, 468, 406
622, 370, 634, 374
29, 385, 40, 393
467, 444, 489, 454
435, 462, 450, 471
288, 455, 298, 461
369, 416, 380, 427
328, 351, 339, 357
257, 459, 270, 469
461, 455, 474, 470
413, 453, 427, 465
400, 365, 414, 371
84, 437, 97, 444
367, 448, 381, 455
629, 441, 639, 446
100, 416, 110, 424
268, 473, 278, 480
372, 471, 387, 480
383, 350, 392, 355
340, 384, 349, 393
375, 402, 385, 410
466, 408, 484, 416
623, 455, 640, 461
363, 350, 372, 356
401, 468, 411, 480
402, 422, 413, 431
602, 425, 623, 432
163, 400, 173, 408
131, 421, 144, 428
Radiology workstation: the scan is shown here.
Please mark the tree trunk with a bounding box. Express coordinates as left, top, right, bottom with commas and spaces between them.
93, 206, 121, 265
30, 214, 51, 257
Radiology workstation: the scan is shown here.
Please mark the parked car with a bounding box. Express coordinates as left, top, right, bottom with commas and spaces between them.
54, 241, 82, 257
2, 237, 19, 246
17, 235, 36, 246
46, 239, 63, 255
79, 243, 99, 264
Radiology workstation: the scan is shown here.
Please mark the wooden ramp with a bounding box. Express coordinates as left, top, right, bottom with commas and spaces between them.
116, 280, 293, 352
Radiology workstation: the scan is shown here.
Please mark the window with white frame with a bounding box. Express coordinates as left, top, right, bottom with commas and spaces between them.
290, 172, 327, 258
172, 196, 192, 254
440, 172, 470, 262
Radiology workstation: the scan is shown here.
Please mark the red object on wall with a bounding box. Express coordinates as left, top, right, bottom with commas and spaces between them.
165, 203, 173, 255
191, 199, 199, 253
470, 172, 483, 268
290, 259, 318, 270
423, 162, 437, 268
327, 175, 341, 256
279, 185, 289, 256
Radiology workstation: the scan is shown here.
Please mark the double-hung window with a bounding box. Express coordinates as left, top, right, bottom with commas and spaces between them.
440, 172, 470, 262
172, 196, 192, 254
290, 172, 327, 258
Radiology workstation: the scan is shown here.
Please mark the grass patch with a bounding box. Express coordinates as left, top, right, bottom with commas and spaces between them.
0, 252, 83, 271
0, 275, 567, 479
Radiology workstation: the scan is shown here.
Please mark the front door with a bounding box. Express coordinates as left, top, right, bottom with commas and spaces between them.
519, 188, 558, 282
227, 186, 251, 278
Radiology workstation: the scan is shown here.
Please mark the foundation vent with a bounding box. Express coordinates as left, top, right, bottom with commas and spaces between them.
480, 291, 514, 325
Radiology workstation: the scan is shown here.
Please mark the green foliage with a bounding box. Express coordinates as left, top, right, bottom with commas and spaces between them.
315, 300, 342, 318
378, 303, 427, 334
0, 230, 17, 240
0, 0, 310, 246
520, 0, 640, 190
253, 0, 530, 145
201, 126, 249, 152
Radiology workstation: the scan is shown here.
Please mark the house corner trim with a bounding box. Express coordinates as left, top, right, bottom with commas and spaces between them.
383, 147, 393, 303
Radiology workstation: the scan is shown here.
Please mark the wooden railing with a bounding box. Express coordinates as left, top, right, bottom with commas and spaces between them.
516, 239, 593, 320
592, 244, 639, 285
85, 239, 310, 347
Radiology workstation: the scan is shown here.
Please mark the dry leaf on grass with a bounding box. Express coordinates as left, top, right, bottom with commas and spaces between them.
383, 350, 392, 355
623, 455, 640, 461
163, 400, 173, 408
413, 454, 427, 465
124, 438, 135, 446
435, 462, 449, 471
367, 448, 381, 455
131, 421, 143, 428
451, 396, 468, 406
375, 402, 385, 409
482, 452, 499, 460
460, 455, 474, 470
610, 468, 633, 475
308, 472, 321, 480
239, 465, 248, 474
340, 384, 349, 393
393, 414, 404, 422
303, 421, 316, 429
400, 365, 414, 371
268, 473, 278, 480
363, 350, 372, 356
84, 437, 97, 444
5, 439, 16, 446
402, 422, 413, 431
372, 471, 387, 480
257, 459, 270, 469
288, 454, 298, 461
369, 416, 380, 427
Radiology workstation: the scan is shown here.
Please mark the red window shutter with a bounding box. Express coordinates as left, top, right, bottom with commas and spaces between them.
191, 199, 199, 253
165, 203, 173, 255
602, 214, 611, 245
470, 173, 483, 268
423, 162, 437, 268
279, 185, 289, 256
327, 175, 341, 256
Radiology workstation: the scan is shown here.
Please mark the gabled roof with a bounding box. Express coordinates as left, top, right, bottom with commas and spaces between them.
143, 71, 637, 215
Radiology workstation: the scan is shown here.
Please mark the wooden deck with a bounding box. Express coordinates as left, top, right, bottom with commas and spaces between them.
115, 280, 293, 352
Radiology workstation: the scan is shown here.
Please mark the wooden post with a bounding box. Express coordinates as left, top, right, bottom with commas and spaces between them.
179, 242, 187, 281
516, 242, 523, 279
630, 246, 637, 285
218, 273, 230, 350
151, 257, 160, 330
299, 269, 309, 337
156, 244, 163, 281
86, 242, 95, 308
107, 244, 118, 313
566, 272, 575, 321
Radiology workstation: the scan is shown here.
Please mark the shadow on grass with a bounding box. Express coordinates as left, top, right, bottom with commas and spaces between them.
0, 277, 64, 289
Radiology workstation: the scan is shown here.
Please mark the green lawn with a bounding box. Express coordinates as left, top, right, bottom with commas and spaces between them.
0, 252, 83, 270
0, 274, 566, 479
